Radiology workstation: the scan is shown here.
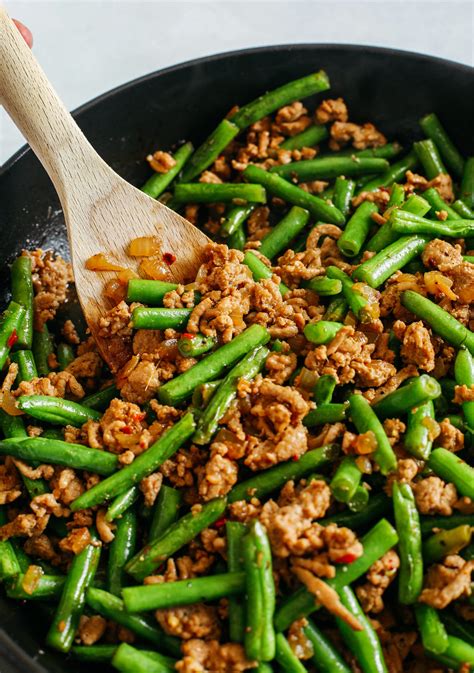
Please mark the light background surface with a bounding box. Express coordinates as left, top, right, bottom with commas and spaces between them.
1, 0, 473, 163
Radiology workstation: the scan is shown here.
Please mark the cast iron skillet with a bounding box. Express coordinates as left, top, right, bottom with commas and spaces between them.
0, 44, 473, 673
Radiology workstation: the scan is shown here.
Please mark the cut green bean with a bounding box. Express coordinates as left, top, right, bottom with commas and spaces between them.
82, 384, 119, 411
259, 206, 310, 260
0, 507, 21, 580
226, 521, 246, 642
357, 150, 418, 193
392, 481, 423, 604
402, 290, 474, 354
422, 186, 459, 220
440, 611, 474, 645
11, 349, 37, 383
423, 524, 472, 564
275, 633, 307, 673
194, 345, 268, 444
0, 436, 118, 475
313, 374, 337, 406
461, 156, 474, 208
420, 513, 474, 536
303, 402, 348, 427
333, 177, 356, 218
373, 375, 441, 419
349, 394, 397, 474
338, 201, 378, 257
243, 164, 345, 226
6, 573, 65, 601
321, 493, 390, 530
230, 70, 330, 130
243, 251, 289, 295
71, 645, 118, 662
454, 346, 474, 434
330, 456, 362, 503
453, 199, 474, 219
304, 320, 343, 345
347, 484, 369, 512
304, 619, 351, 673
323, 296, 348, 321
325, 266, 377, 322
430, 635, 474, 668
71, 412, 195, 511
365, 192, 431, 253
32, 325, 53, 377
149, 484, 182, 542
404, 400, 436, 460
414, 138, 447, 179
57, 342, 75, 370
142, 142, 193, 198
221, 203, 256, 238
175, 183, 266, 204
419, 113, 464, 177
228, 223, 246, 251
0, 301, 26, 370
112, 643, 174, 673
391, 210, 474, 238
414, 604, 448, 655
108, 508, 138, 596
126, 497, 227, 581
228, 444, 338, 503
17, 395, 101, 427
354, 235, 429, 288
46, 530, 100, 652
428, 447, 474, 500
281, 124, 328, 150
10, 256, 33, 349
180, 119, 239, 182
127, 279, 178, 305
330, 143, 403, 161
158, 324, 270, 405
131, 307, 192, 330
387, 183, 406, 208
270, 157, 389, 181
305, 276, 342, 296
106, 486, 139, 522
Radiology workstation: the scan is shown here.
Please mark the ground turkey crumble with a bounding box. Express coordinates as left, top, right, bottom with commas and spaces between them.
176, 640, 255, 673
22, 249, 72, 330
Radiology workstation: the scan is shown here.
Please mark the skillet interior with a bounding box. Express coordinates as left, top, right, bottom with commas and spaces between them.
0, 44, 473, 673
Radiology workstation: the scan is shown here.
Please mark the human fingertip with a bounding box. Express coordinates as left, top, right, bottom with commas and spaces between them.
13, 19, 33, 48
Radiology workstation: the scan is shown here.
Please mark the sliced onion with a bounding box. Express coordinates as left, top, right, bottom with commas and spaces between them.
22, 565, 44, 595
104, 278, 126, 304
424, 271, 457, 301
85, 254, 125, 272
128, 237, 160, 258
354, 430, 377, 455
299, 367, 319, 391
139, 257, 173, 281
1, 390, 23, 416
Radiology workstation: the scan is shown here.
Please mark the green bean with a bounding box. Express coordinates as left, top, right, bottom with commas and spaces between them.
402, 290, 474, 354
453, 199, 474, 219
17, 394, 102, 427
430, 635, 474, 668
112, 643, 174, 673
330, 456, 362, 503
8, 539, 31, 573
336, 586, 388, 673
228, 444, 338, 503
57, 342, 75, 370
82, 384, 119, 411
221, 203, 256, 237
274, 633, 307, 673
243, 164, 345, 226
428, 447, 474, 500
228, 223, 246, 251
250, 665, 274, 673
123, 571, 244, 612
347, 484, 370, 512
243, 251, 289, 295
303, 403, 348, 427
330, 143, 403, 161
304, 320, 343, 345
373, 375, 441, 419
10, 256, 33, 349
10, 349, 37, 383
321, 493, 390, 530
420, 513, 474, 536
391, 211, 474, 238
46, 529, 100, 652
259, 206, 310, 260
323, 296, 348, 321
338, 201, 378, 257
365, 193, 430, 253
414, 604, 448, 655
349, 394, 397, 474
131, 307, 192, 330
422, 186, 459, 220
86, 587, 180, 655
325, 266, 377, 322
354, 235, 429, 288
454, 347, 474, 435
0, 507, 21, 580
281, 124, 328, 150
392, 482, 423, 604
0, 301, 26, 370
175, 183, 266, 205
105, 486, 139, 522
461, 156, 474, 208
127, 279, 178, 305
180, 119, 239, 182
71, 645, 118, 662
177, 334, 216, 358
440, 611, 474, 644
0, 436, 118, 475
71, 412, 195, 511
423, 524, 472, 564
126, 497, 227, 581
108, 508, 138, 596
333, 176, 356, 218
358, 150, 418, 193
194, 345, 268, 444
149, 484, 182, 541
313, 374, 337, 406
419, 113, 464, 177
271, 157, 389, 181
303, 619, 351, 673
243, 520, 275, 662
305, 277, 342, 296
230, 70, 330, 130
32, 325, 53, 376
158, 324, 270, 405
226, 521, 246, 642
6, 573, 65, 600
387, 183, 406, 208
404, 400, 436, 460
191, 379, 222, 409
142, 142, 194, 198
274, 518, 398, 630
414, 139, 447, 179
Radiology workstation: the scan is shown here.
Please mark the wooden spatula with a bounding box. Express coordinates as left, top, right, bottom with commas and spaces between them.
0, 8, 209, 371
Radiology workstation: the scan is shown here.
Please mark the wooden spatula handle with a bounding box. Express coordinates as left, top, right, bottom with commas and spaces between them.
0, 7, 98, 198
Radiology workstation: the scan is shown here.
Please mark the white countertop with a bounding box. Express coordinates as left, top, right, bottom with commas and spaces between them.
1, 0, 473, 164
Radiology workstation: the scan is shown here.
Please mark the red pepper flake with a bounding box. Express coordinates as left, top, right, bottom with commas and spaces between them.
163, 252, 176, 265
7, 330, 17, 348
121, 426, 133, 435
292, 454, 300, 462
182, 333, 194, 339
214, 517, 227, 529
131, 413, 146, 422
335, 553, 358, 564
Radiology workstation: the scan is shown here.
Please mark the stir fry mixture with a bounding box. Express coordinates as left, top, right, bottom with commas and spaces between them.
1, 70, 474, 673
